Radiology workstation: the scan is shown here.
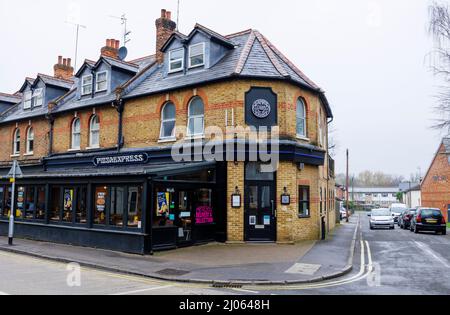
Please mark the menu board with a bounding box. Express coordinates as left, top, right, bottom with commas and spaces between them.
96, 192, 106, 212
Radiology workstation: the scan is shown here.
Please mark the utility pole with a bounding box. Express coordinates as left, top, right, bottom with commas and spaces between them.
346, 149, 350, 223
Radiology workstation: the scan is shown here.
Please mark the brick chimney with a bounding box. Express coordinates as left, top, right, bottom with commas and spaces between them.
155, 9, 176, 64
53, 56, 74, 80
101, 39, 120, 59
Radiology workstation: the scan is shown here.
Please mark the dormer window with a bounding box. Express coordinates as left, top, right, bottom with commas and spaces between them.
189, 43, 205, 68
82, 75, 93, 95
95, 71, 108, 92
32, 88, 43, 107
24, 91, 32, 109
169, 48, 184, 73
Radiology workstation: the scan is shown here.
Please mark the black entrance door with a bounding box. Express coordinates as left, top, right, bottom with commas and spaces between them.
244, 181, 276, 242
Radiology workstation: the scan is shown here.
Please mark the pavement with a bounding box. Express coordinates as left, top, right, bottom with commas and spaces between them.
0, 216, 358, 286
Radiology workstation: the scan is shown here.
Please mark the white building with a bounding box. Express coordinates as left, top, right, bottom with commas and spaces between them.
349, 187, 399, 208
402, 185, 421, 208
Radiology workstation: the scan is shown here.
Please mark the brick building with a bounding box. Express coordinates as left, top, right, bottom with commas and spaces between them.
421, 138, 450, 222
0, 9, 335, 254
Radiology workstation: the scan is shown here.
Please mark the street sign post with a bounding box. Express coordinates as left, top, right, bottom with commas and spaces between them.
7, 160, 22, 246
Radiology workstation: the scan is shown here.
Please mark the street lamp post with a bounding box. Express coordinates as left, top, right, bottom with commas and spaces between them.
8, 160, 17, 246
7, 160, 22, 246
346, 149, 350, 223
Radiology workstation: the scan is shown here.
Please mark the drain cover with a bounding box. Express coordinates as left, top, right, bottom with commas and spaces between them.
156, 269, 191, 276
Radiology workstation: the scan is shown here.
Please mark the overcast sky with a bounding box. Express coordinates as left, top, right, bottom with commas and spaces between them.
0, 0, 446, 178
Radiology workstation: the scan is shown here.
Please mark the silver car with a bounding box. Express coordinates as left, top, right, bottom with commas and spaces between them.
370, 208, 395, 230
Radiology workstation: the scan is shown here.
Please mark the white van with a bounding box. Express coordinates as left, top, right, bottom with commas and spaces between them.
390, 203, 407, 223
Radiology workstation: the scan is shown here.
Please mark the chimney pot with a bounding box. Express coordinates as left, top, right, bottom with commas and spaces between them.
101, 38, 120, 59
155, 9, 177, 64
54, 55, 74, 80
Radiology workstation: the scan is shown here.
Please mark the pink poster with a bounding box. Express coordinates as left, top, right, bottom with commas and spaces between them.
195, 206, 214, 225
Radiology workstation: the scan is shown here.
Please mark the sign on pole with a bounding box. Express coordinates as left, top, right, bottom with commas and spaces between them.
7, 160, 21, 246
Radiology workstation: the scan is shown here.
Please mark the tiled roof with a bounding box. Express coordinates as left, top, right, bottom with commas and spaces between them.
0, 93, 21, 104
129, 54, 156, 70
443, 138, 450, 153
102, 56, 139, 73
123, 28, 332, 117
36, 73, 74, 89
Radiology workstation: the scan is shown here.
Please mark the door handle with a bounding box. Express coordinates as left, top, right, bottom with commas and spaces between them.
271, 200, 276, 218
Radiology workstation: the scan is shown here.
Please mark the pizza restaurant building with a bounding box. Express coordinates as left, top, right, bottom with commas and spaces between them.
0, 10, 336, 254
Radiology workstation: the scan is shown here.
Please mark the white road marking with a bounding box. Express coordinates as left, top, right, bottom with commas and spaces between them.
231, 288, 260, 294
0, 291, 9, 295
110, 285, 174, 296
414, 241, 450, 269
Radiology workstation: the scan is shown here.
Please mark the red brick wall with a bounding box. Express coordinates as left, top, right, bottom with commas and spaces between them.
421, 143, 450, 221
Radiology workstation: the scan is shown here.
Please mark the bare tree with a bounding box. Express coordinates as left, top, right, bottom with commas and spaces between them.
429, 2, 450, 129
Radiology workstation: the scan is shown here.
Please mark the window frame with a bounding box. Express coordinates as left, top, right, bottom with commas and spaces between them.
71, 118, 81, 150
168, 48, 185, 73
31, 88, 44, 107
159, 102, 177, 140
26, 127, 34, 154
81, 74, 93, 96
299, 186, 311, 218
187, 97, 205, 137
95, 71, 108, 93
23, 91, 32, 109
296, 98, 307, 138
13, 128, 20, 155
188, 43, 205, 69
89, 115, 100, 148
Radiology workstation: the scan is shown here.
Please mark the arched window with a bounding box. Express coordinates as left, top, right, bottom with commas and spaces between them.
13, 129, 20, 155
71, 118, 81, 150
160, 102, 176, 139
187, 97, 205, 137
26, 127, 34, 154
296, 98, 306, 137
89, 115, 100, 148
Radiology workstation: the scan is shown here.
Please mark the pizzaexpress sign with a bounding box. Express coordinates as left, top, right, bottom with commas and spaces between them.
93, 153, 149, 167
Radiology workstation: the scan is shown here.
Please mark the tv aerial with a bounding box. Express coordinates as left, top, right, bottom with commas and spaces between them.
109, 13, 131, 60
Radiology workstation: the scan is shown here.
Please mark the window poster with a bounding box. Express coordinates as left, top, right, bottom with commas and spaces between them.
96, 191, 106, 212
64, 189, 74, 211
157, 192, 170, 217
195, 206, 214, 225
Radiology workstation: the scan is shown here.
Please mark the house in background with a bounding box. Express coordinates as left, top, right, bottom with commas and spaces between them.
402, 184, 421, 208
421, 138, 450, 222
399, 181, 421, 208
349, 187, 399, 208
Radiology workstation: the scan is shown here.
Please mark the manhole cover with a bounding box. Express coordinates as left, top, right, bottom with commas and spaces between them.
285, 263, 321, 275
156, 269, 191, 276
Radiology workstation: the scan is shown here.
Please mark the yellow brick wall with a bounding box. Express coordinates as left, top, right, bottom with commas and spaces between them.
226, 161, 245, 243
52, 106, 118, 154
0, 119, 49, 165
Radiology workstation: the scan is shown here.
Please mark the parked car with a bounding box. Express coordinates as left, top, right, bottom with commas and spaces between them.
410, 208, 447, 235
398, 210, 409, 227
370, 208, 395, 230
390, 203, 407, 223
399, 209, 416, 230
340, 208, 348, 220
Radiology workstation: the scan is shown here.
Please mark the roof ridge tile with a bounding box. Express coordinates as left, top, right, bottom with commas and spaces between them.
234, 30, 256, 74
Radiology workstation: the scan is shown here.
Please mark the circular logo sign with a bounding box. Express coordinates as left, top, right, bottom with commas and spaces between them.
251, 99, 271, 119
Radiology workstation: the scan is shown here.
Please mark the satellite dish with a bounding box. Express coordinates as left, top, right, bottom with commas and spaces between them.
118, 46, 128, 61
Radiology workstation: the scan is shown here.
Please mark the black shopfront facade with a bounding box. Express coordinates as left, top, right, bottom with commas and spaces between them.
0, 148, 227, 255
